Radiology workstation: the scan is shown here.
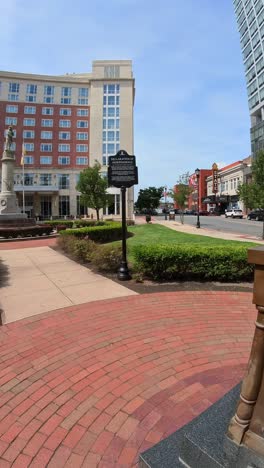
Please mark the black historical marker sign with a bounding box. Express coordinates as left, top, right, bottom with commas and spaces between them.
108, 150, 138, 188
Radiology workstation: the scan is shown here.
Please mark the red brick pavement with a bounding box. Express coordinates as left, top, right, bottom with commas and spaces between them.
0, 238, 57, 250
0, 292, 256, 467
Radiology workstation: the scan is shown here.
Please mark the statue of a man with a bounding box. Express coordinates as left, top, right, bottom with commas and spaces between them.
5, 126, 14, 151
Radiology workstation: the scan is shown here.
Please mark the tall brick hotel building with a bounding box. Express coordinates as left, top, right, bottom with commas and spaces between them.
0, 60, 135, 219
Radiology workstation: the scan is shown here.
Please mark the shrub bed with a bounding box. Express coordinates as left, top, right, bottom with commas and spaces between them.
133, 244, 253, 282
0, 225, 54, 239
60, 223, 123, 243
57, 235, 122, 272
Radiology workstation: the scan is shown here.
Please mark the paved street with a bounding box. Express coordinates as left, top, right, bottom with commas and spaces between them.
155, 215, 264, 239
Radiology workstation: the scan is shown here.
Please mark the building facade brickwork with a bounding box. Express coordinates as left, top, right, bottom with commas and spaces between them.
0, 60, 135, 219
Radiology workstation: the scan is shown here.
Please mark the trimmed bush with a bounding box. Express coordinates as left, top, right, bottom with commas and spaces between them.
74, 220, 106, 228
57, 235, 97, 262
133, 244, 253, 282
44, 220, 74, 228
91, 244, 122, 272
0, 225, 53, 239
60, 223, 123, 243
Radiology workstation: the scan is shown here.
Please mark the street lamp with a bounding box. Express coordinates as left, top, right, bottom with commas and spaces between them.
195, 168, 201, 229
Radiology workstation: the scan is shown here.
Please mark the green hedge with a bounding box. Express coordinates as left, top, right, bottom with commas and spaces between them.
133, 244, 253, 282
44, 220, 74, 227
60, 222, 123, 243
0, 225, 54, 239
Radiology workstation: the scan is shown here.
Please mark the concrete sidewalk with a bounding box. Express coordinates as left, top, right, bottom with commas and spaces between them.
0, 245, 137, 324
151, 218, 263, 243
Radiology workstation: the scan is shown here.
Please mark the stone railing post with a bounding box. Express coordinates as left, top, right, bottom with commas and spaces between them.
227, 246, 264, 456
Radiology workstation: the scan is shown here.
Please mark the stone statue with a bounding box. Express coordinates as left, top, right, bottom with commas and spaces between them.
5, 126, 14, 151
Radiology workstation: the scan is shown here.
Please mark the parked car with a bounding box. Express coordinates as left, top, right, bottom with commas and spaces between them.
184, 209, 195, 215
225, 209, 243, 219
247, 209, 264, 221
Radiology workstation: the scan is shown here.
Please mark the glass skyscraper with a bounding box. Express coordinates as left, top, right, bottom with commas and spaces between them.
233, 0, 264, 154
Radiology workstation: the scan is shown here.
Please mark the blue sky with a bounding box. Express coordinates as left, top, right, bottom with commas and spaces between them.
1, 0, 250, 193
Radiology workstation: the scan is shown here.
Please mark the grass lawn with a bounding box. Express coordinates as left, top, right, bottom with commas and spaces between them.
111, 224, 257, 263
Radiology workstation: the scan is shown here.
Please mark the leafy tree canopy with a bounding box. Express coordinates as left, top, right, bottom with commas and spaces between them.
237, 150, 264, 238
76, 161, 110, 220
135, 187, 164, 212
237, 150, 264, 210
169, 181, 193, 224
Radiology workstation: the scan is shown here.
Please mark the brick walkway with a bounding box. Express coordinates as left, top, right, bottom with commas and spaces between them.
0, 238, 57, 250
0, 291, 255, 467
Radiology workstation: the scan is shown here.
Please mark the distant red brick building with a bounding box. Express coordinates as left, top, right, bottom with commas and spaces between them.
174, 169, 211, 211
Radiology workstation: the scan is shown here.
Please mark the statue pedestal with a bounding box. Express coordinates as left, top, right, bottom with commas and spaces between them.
0, 149, 27, 226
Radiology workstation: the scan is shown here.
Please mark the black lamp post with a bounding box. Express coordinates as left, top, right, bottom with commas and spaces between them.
195, 168, 201, 229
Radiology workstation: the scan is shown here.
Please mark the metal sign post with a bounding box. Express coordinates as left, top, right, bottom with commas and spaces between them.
108, 150, 138, 281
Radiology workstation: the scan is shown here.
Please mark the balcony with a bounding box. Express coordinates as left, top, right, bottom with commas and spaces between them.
14, 184, 59, 193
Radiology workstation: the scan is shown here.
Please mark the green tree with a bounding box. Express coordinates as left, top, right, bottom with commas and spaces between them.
135, 187, 164, 213
76, 162, 110, 220
237, 150, 264, 238
170, 184, 193, 224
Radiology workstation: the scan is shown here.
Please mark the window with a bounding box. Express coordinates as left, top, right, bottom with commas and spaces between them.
24, 106, 36, 114
41, 131, 52, 139
77, 108, 89, 116
79, 88, 88, 97
234, 179, 237, 190
107, 131, 115, 141
78, 88, 89, 105
61, 87, 71, 97
77, 120, 88, 128
8, 94, 19, 101
231, 179, 233, 190
61, 87, 71, 104
77, 195, 86, 216
59, 120, 71, 127
23, 130, 35, 139
76, 144, 88, 152
5, 117, 17, 125
59, 196, 70, 216
42, 107, 53, 115
9, 83, 19, 93
76, 132, 88, 140
44, 96, 54, 104
58, 156, 70, 165
41, 119, 53, 127
24, 156, 34, 164
44, 85, 54, 96
58, 174, 70, 189
107, 143, 115, 154
26, 95, 36, 103
23, 118, 35, 126
40, 174, 52, 186
40, 156, 52, 164
108, 96, 115, 106
104, 84, 120, 94
24, 143, 34, 152
6, 105, 18, 113
40, 143, 52, 152
76, 157, 88, 165
107, 119, 115, 129
58, 144, 70, 152
24, 173, 34, 185
78, 98, 88, 105
107, 107, 115, 117
60, 108, 71, 116
59, 132, 71, 140
26, 84, 37, 94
